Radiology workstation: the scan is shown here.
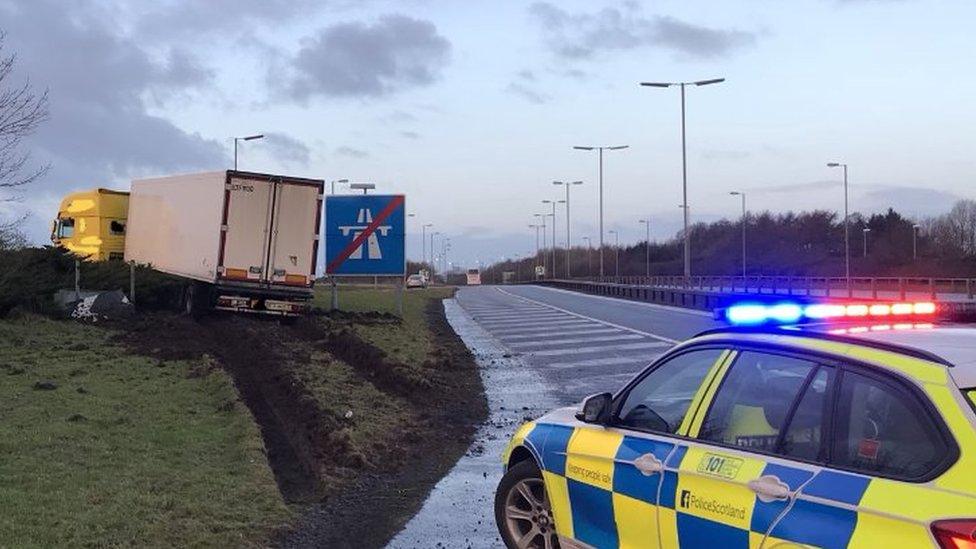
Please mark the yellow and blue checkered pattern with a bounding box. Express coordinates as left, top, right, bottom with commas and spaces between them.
519, 421, 962, 549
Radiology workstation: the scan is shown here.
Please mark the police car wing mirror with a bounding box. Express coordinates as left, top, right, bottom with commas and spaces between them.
576, 392, 612, 424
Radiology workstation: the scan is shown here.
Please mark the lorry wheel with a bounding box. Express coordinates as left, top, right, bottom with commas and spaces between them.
182, 282, 210, 319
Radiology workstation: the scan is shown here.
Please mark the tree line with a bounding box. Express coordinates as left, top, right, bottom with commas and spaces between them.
485, 201, 976, 281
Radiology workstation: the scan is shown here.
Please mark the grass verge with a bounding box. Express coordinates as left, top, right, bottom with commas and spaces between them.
0, 314, 290, 547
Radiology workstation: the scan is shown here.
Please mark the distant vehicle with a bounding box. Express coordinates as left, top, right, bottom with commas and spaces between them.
51, 188, 130, 261
466, 268, 482, 285
54, 170, 325, 316
406, 274, 427, 289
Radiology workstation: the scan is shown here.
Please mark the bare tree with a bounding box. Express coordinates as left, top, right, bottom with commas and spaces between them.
0, 31, 48, 248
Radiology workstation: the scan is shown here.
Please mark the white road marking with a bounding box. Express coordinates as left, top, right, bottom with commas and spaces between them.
527, 284, 714, 318
474, 312, 570, 322
478, 317, 575, 328
507, 334, 645, 349
545, 356, 657, 369
488, 322, 595, 335
485, 319, 593, 330
496, 287, 681, 344
498, 328, 622, 341
529, 341, 671, 357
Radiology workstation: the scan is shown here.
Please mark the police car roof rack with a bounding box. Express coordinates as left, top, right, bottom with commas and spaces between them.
693, 325, 955, 367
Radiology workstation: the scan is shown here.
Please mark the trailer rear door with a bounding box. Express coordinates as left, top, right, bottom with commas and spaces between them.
220, 174, 274, 282
268, 181, 322, 287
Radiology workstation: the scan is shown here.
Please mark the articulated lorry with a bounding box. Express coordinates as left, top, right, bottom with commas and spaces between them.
52, 170, 325, 316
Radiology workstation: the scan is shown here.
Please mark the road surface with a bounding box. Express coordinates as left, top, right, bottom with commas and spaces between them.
389, 285, 720, 547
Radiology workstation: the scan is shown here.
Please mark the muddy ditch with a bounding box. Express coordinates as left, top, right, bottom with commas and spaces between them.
112, 297, 487, 547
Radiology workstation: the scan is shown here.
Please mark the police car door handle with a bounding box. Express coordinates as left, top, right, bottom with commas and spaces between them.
632, 453, 664, 476
747, 475, 792, 502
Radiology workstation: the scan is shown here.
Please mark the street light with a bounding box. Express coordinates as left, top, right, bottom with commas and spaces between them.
574, 145, 628, 278
553, 180, 583, 278
729, 191, 747, 278
608, 229, 620, 278
638, 218, 651, 278
534, 213, 548, 276
349, 182, 375, 194
422, 223, 433, 269
330, 178, 349, 194
233, 134, 264, 170
430, 231, 441, 280
581, 236, 593, 279
641, 77, 724, 278
528, 224, 542, 275
827, 162, 851, 293
542, 199, 565, 279
913, 224, 921, 260
863, 227, 871, 258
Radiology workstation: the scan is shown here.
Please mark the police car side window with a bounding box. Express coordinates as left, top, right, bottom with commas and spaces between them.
830, 369, 947, 479
699, 351, 817, 454
616, 349, 725, 434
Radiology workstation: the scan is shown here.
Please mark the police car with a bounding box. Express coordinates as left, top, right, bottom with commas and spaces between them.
495, 300, 976, 549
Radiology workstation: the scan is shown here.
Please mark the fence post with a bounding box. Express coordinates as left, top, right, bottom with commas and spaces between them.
330, 278, 339, 311
129, 262, 136, 305
969, 279, 974, 300
74, 259, 81, 301
930, 278, 936, 300
871, 278, 877, 299
899, 278, 906, 300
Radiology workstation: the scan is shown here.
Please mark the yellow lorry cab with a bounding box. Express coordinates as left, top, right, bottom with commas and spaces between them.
51, 188, 130, 261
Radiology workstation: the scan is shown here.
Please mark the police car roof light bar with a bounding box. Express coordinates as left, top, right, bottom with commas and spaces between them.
724, 300, 938, 326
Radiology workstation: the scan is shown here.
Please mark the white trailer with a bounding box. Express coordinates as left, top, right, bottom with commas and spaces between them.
125, 170, 324, 315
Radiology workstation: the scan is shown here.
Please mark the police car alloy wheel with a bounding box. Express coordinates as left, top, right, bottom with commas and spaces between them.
495, 460, 559, 549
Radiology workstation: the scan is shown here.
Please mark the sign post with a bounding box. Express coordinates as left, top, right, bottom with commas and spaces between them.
324, 194, 407, 314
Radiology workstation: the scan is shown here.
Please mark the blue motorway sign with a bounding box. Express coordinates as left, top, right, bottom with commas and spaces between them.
324, 194, 406, 275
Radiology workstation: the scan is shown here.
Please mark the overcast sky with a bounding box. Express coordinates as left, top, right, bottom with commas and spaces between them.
2, 0, 974, 269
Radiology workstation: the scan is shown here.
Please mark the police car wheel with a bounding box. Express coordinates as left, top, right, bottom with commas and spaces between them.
495, 460, 559, 549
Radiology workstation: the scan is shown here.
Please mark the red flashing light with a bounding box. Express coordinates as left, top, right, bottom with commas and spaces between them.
932, 520, 976, 549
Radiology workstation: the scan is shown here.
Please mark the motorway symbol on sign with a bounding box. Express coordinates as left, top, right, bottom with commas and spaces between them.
325, 194, 406, 275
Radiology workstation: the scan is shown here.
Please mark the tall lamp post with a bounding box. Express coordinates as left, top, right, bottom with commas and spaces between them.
608, 230, 620, 278
542, 199, 564, 279
421, 223, 433, 270
430, 232, 440, 281
640, 77, 724, 278
233, 134, 264, 170
528, 224, 542, 271
581, 236, 593, 279
573, 145, 629, 278
534, 213, 548, 277
913, 224, 920, 260
638, 218, 651, 278
827, 162, 851, 293
730, 191, 747, 278
553, 180, 583, 278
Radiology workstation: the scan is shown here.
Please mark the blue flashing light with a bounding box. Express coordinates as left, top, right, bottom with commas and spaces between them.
768, 303, 803, 323
726, 303, 769, 325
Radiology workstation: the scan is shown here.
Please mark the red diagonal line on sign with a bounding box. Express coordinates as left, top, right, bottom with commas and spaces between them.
327, 195, 404, 273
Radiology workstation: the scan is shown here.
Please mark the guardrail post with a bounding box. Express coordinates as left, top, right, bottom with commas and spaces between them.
930, 278, 936, 300
871, 278, 877, 299
899, 278, 906, 300
969, 279, 974, 300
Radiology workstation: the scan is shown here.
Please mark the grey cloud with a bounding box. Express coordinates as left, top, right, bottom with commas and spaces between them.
272, 15, 451, 101
385, 110, 418, 123
133, 0, 330, 39
529, 2, 756, 60
0, 1, 225, 241
859, 186, 961, 217
335, 146, 369, 158
400, 131, 420, 139
262, 132, 311, 166
506, 70, 551, 104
